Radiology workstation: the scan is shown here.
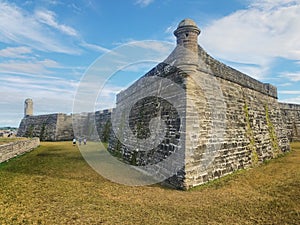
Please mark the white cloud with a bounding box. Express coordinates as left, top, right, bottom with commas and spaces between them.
279, 90, 300, 94
199, 0, 300, 79
0, 1, 79, 54
277, 82, 292, 87
0, 59, 61, 75
0, 46, 32, 58
135, 0, 154, 7
35, 9, 78, 36
0, 72, 79, 126
165, 24, 177, 34
130, 41, 174, 62
80, 42, 110, 53
0, 73, 78, 92
280, 96, 300, 104
132, 41, 174, 52
281, 72, 300, 81
250, 0, 298, 10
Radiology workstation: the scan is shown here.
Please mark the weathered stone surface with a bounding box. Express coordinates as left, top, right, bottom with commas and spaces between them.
280, 103, 300, 141
16, 18, 300, 190
72, 110, 112, 141
106, 18, 293, 190
17, 113, 75, 141
17, 114, 59, 141
55, 113, 74, 141
17, 110, 113, 142
0, 138, 40, 163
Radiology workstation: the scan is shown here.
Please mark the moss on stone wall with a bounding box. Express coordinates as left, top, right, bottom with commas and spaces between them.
28, 124, 34, 138
265, 104, 280, 156
293, 122, 298, 137
243, 101, 258, 166
40, 123, 46, 141
102, 120, 111, 143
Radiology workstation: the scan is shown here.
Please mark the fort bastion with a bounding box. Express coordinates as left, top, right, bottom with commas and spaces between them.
17, 19, 300, 189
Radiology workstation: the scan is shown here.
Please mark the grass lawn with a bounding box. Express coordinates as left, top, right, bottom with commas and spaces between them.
0, 142, 299, 224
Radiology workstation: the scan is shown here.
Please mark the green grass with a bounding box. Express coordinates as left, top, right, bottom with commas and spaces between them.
0, 142, 299, 224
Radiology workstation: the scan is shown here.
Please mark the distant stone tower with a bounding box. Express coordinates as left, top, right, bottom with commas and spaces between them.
24, 98, 33, 117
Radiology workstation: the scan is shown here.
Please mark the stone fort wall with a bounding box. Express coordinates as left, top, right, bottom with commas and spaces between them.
280, 103, 300, 141
183, 48, 290, 188
17, 110, 112, 142
16, 19, 300, 190
106, 19, 298, 189
17, 114, 60, 141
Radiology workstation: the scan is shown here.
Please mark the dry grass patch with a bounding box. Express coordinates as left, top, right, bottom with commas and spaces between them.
0, 142, 299, 224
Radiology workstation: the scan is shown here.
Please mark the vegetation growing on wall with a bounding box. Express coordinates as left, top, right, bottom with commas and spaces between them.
40, 123, 46, 141
243, 101, 258, 165
113, 139, 123, 159
293, 122, 298, 137
265, 104, 280, 156
113, 111, 126, 159
27, 125, 34, 138
102, 120, 111, 143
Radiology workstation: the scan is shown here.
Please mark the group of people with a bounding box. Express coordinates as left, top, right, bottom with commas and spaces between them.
72, 137, 87, 146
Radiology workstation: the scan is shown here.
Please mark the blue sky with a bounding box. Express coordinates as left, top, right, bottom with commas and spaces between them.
0, 0, 300, 127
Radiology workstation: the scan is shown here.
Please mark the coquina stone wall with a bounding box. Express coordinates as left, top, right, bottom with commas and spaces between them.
17, 110, 113, 142
0, 138, 40, 163
55, 113, 74, 140
183, 54, 290, 189
95, 109, 113, 142
71, 110, 112, 141
107, 19, 291, 189
16, 19, 300, 190
107, 63, 186, 186
280, 103, 300, 141
17, 114, 59, 141
17, 113, 75, 141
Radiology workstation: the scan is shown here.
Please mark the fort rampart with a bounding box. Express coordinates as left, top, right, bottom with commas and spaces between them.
106, 19, 296, 189
17, 110, 112, 142
16, 19, 300, 189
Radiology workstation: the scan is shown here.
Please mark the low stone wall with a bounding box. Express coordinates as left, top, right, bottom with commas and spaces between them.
0, 138, 40, 163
